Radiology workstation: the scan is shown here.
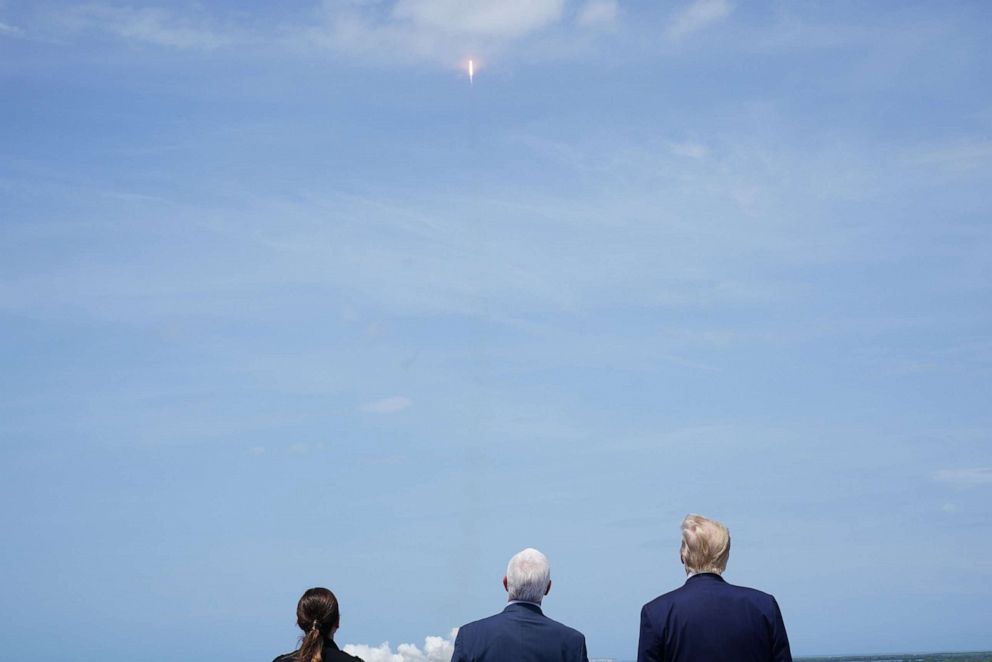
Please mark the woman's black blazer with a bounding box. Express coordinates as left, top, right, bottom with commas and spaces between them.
272, 638, 363, 662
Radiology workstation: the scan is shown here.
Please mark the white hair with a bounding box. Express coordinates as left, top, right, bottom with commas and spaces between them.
680, 513, 731, 575
505, 548, 551, 604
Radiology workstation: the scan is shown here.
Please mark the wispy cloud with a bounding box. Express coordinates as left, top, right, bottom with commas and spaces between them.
666, 0, 733, 40
0, 19, 24, 37
362, 396, 413, 414
905, 139, 992, 173
28, 0, 602, 64
306, 0, 566, 65
0, 123, 874, 326
58, 3, 237, 49
391, 0, 564, 38
933, 467, 992, 488
669, 140, 708, 160
576, 0, 619, 28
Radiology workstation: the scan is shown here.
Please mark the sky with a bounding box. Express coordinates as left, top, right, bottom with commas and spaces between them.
1, 1, 991, 659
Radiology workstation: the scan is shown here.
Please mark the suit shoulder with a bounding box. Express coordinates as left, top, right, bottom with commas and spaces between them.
456, 611, 506, 635
724, 581, 778, 602
458, 614, 503, 639
544, 614, 586, 642
642, 584, 687, 612
272, 654, 295, 662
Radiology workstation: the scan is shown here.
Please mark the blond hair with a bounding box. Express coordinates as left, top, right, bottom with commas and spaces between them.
680, 514, 731, 575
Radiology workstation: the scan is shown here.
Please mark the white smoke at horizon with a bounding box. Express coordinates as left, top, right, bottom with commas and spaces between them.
343, 629, 457, 662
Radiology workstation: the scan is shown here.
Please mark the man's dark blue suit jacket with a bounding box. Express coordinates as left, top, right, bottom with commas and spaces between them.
452, 602, 589, 662
638, 573, 792, 662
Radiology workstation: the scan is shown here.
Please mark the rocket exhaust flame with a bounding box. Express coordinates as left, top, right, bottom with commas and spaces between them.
468, 59, 474, 85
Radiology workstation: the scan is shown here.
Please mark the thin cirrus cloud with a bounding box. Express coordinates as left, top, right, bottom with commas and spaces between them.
666, 0, 734, 40
904, 139, 992, 173
576, 0, 619, 28
668, 140, 709, 160
307, 0, 569, 65
0, 19, 25, 36
933, 467, 992, 488
390, 0, 565, 38
55, 3, 236, 49
42, 1, 612, 64
361, 396, 413, 414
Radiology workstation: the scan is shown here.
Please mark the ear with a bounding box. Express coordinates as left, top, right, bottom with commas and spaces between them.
544, 580, 552, 596
503, 576, 509, 593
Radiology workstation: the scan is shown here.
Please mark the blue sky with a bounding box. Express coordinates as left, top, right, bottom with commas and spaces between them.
1, 1, 991, 659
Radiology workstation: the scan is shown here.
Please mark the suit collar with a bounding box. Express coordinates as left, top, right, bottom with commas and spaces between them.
686, 572, 726, 584
503, 601, 544, 615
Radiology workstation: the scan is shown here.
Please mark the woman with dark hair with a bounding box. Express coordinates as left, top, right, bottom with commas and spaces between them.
272, 587, 364, 662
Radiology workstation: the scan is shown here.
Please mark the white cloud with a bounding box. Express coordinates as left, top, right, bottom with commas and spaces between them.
344, 631, 456, 662
933, 467, 992, 488
576, 0, 619, 28
362, 395, 413, 414
666, 0, 733, 40
59, 3, 235, 49
247, 446, 266, 456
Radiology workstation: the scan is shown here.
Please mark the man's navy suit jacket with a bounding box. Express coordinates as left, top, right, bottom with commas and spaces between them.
452, 602, 589, 662
638, 573, 792, 662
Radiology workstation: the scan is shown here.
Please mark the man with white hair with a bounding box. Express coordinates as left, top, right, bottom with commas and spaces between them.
452, 547, 589, 662
638, 514, 793, 662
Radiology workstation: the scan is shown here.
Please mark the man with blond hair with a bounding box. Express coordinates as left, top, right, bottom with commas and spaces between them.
452, 547, 589, 662
637, 514, 792, 662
